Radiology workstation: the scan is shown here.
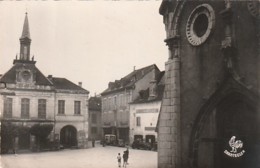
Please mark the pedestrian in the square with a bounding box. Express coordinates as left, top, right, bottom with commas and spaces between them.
117, 153, 122, 167
125, 148, 129, 165
92, 138, 95, 147
123, 151, 127, 168
102, 138, 106, 147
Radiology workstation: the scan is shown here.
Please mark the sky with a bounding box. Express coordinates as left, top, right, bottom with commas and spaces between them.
0, 1, 168, 96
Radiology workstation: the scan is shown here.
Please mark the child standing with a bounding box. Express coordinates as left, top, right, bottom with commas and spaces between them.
117, 153, 122, 167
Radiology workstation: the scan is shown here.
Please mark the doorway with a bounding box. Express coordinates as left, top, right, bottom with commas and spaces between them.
60, 125, 77, 148
18, 131, 30, 149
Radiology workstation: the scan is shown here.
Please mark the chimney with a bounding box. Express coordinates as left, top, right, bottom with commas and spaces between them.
109, 82, 114, 89
78, 82, 82, 87
149, 68, 157, 100
47, 75, 53, 81
133, 66, 136, 71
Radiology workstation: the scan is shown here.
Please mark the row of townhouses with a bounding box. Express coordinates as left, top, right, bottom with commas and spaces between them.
100, 64, 165, 145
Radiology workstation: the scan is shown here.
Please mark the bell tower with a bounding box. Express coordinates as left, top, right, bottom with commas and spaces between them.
19, 12, 31, 61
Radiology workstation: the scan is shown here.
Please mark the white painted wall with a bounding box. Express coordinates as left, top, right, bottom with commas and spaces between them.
129, 100, 161, 144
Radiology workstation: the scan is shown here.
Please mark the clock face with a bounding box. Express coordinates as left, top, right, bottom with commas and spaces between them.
22, 70, 31, 81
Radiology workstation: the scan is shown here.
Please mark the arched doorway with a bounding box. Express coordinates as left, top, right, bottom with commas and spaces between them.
60, 125, 77, 148
190, 81, 260, 168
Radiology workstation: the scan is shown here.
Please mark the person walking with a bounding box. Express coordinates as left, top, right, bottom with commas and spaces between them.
123, 151, 127, 168
102, 138, 106, 147
117, 153, 122, 167
92, 138, 95, 147
125, 148, 129, 165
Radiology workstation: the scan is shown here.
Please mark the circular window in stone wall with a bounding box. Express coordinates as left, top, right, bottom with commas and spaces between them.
186, 4, 215, 46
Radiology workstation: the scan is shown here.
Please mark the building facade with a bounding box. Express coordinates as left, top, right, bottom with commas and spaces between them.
129, 71, 164, 145
101, 64, 161, 144
0, 13, 89, 153
88, 96, 102, 140
158, 1, 259, 168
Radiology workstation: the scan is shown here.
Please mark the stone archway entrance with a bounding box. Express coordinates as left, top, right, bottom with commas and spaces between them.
60, 125, 77, 148
190, 89, 259, 168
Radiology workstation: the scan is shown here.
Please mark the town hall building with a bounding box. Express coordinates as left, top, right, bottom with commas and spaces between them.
0, 13, 89, 153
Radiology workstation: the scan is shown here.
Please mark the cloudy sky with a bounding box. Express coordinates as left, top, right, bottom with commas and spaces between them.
0, 1, 168, 96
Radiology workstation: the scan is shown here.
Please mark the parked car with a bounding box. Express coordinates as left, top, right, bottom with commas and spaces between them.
102, 134, 126, 147
104, 134, 117, 145
132, 139, 152, 150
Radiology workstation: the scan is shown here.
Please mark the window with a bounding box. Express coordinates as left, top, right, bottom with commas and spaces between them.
118, 95, 122, 107
108, 97, 112, 110
38, 99, 46, 119
103, 98, 107, 111
114, 96, 117, 106
92, 114, 97, 124
21, 98, 30, 118
4, 98, 12, 118
74, 101, 81, 115
91, 127, 97, 134
58, 100, 65, 114
186, 4, 215, 46
126, 93, 131, 104
136, 116, 141, 126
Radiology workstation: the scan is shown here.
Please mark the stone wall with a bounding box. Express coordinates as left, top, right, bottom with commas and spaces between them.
158, 1, 259, 167
158, 58, 180, 168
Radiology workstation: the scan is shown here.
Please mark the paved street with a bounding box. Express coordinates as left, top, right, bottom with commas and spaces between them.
0, 143, 157, 168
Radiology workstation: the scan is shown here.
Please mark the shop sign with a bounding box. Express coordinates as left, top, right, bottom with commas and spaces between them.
224, 136, 245, 158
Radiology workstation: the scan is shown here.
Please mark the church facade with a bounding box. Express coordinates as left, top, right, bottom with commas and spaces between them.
0, 13, 89, 153
158, 1, 259, 168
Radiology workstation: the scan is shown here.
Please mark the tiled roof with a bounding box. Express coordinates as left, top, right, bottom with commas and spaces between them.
0, 62, 52, 86
0, 61, 89, 94
51, 77, 89, 93
130, 71, 165, 104
89, 96, 102, 111
101, 64, 158, 95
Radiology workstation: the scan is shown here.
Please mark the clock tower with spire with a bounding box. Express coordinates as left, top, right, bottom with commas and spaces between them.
19, 12, 31, 61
